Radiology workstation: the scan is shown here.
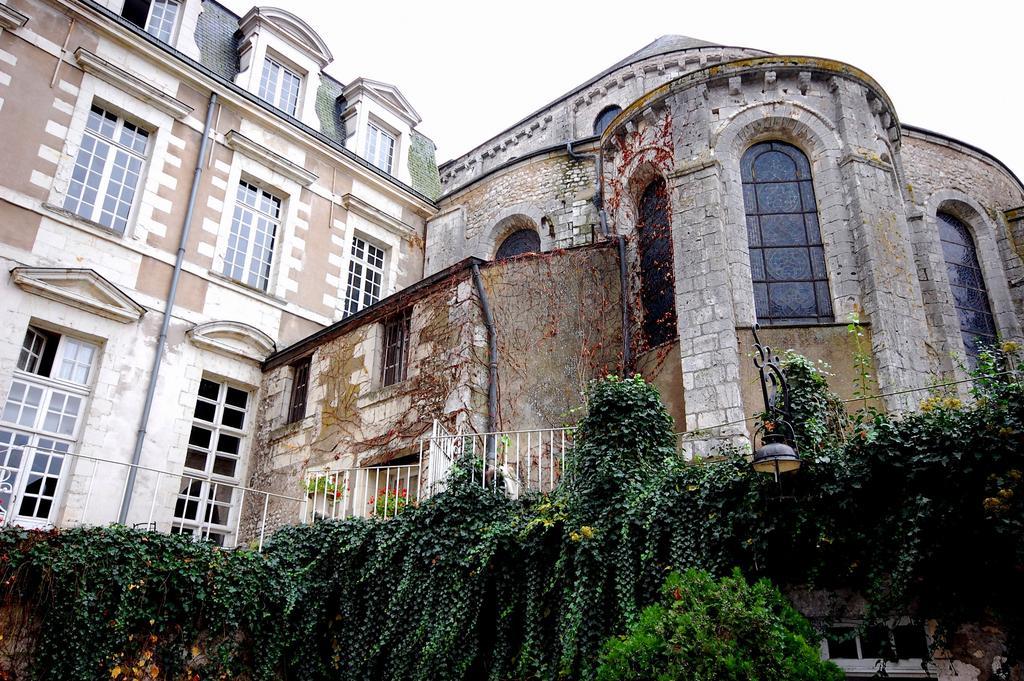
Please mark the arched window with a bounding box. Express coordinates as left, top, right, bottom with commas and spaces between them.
496, 229, 540, 260
593, 105, 622, 136
938, 212, 997, 357
741, 141, 832, 325
637, 177, 677, 347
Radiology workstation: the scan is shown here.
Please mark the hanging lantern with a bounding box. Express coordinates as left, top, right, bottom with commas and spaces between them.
750, 324, 801, 475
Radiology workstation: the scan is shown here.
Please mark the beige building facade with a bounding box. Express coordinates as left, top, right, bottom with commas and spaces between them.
0, 0, 438, 543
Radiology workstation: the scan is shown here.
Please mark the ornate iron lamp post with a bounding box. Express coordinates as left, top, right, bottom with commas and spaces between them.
750, 324, 800, 476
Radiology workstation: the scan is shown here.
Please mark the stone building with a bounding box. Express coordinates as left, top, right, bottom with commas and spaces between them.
1, 4, 1023, 676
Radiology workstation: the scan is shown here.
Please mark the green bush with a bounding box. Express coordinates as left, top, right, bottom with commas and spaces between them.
597, 569, 844, 681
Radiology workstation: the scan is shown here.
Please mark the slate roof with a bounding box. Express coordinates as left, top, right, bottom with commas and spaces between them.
187, 1, 440, 198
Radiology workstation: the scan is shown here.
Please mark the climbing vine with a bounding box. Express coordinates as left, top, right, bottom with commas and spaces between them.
1, 347, 1022, 680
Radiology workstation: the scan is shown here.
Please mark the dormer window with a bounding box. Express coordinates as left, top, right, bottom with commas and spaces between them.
258, 57, 302, 116
121, 0, 180, 44
366, 123, 396, 175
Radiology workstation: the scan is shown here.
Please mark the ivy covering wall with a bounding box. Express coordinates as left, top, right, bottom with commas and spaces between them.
0, 348, 1021, 680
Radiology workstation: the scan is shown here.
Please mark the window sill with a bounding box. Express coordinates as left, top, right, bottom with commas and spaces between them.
736, 321, 870, 330
207, 271, 288, 306
357, 380, 408, 408
41, 203, 127, 241
268, 414, 315, 443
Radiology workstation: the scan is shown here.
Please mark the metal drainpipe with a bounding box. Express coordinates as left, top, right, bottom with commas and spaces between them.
471, 263, 498, 463
567, 140, 632, 373
118, 92, 219, 524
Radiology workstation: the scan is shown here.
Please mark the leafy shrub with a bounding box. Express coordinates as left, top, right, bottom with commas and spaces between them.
597, 569, 844, 681
0, 364, 1022, 679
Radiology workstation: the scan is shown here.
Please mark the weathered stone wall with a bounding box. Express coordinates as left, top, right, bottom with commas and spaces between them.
244, 269, 484, 535
480, 243, 623, 431
245, 245, 623, 535
426, 150, 600, 274
736, 324, 879, 429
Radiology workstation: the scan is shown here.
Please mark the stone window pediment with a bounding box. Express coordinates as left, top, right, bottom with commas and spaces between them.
237, 6, 333, 69
0, 3, 28, 30
10, 267, 146, 323
187, 320, 276, 362
224, 130, 318, 186
343, 77, 422, 128
73, 48, 193, 120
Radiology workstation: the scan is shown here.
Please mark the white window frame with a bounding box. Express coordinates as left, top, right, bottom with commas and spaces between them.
258, 56, 302, 116
221, 180, 282, 292
144, 0, 181, 44
365, 122, 396, 175
1, 328, 99, 529
172, 377, 251, 545
343, 235, 386, 317
820, 621, 936, 678
62, 103, 150, 235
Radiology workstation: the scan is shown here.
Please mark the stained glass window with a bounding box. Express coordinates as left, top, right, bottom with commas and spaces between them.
741, 142, 832, 325
637, 177, 677, 347
938, 212, 996, 358
496, 229, 540, 260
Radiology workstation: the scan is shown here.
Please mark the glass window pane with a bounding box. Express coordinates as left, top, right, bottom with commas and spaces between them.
212, 456, 236, 477
760, 214, 807, 247
752, 150, 798, 181
892, 625, 928, 660
188, 426, 212, 449
825, 628, 859, 659
216, 433, 240, 456
193, 400, 216, 423
198, 379, 220, 400
768, 282, 817, 319
755, 183, 802, 214
764, 248, 812, 282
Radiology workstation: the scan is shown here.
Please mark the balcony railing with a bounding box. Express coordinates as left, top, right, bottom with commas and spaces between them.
1, 423, 742, 554
0, 443, 304, 551
302, 425, 576, 517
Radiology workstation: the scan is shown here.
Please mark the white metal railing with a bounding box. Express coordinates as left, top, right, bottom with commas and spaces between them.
0, 443, 303, 551
301, 463, 420, 522
420, 426, 575, 497
301, 425, 576, 521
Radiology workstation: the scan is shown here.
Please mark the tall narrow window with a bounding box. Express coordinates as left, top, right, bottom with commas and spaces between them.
258, 57, 302, 116
173, 378, 250, 545
343, 236, 386, 317
287, 358, 311, 424
1, 326, 98, 528
637, 177, 677, 348
121, 0, 180, 44
63, 104, 149, 234
741, 141, 832, 325
938, 212, 997, 357
381, 310, 411, 387
366, 123, 396, 174
222, 181, 280, 292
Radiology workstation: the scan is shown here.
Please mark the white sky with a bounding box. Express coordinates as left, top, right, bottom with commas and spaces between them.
219, 0, 1024, 181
